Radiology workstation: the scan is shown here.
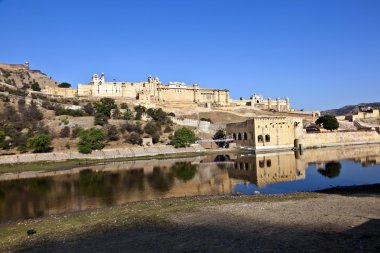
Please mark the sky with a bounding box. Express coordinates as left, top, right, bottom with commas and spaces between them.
0, 0, 379, 110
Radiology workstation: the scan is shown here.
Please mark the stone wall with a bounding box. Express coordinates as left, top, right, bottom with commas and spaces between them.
0, 145, 206, 165
302, 131, 380, 148
171, 117, 224, 133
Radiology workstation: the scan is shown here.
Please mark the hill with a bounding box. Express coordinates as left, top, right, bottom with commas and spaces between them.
322, 102, 380, 116
0, 62, 59, 90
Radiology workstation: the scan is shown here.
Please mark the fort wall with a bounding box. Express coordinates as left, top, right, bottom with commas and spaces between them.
302, 131, 380, 148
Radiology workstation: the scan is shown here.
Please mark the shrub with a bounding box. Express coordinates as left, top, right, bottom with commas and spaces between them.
58, 82, 71, 88
171, 128, 197, 148
83, 103, 95, 116
77, 128, 106, 154
31, 82, 41, 91
120, 122, 143, 134
164, 125, 173, 133
213, 129, 226, 139
134, 105, 146, 120
106, 125, 119, 141
123, 109, 134, 120
200, 117, 213, 123
144, 122, 159, 135
28, 134, 52, 152
94, 113, 108, 126
146, 108, 171, 125
120, 103, 129, 109
315, 115, 339, 131
54, 107, 84, 117
59, 126, 70, 138
168, 112, 175, 117
71, 125, 82, 139
125, 132, 142, 145
112, 108, 122, 119
152, 133, 160, 144
95, 98, 117, 118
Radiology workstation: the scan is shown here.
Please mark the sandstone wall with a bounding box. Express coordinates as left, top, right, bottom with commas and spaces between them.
302, 131, 380, 148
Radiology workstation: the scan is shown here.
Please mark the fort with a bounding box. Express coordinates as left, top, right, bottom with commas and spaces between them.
43, 72, 291, 111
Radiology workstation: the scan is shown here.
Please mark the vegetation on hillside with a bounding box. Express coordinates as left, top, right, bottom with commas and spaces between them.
171, 127, 197, 148
315, 115, 339, 131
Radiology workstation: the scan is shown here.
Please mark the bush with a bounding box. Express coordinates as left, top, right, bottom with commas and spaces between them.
71, 125, 82, 139
134, 105, 146, 120
58, 82, 71, 88
106, 125, 119, 141
28, 134, 52, 152
83, 103, 95, 116
112, 108, 122, 119
168, 112, 175, 117
59, 126, 70, 138
164, 125, 173, 133
213, 129, 226, 139
94, 113, 108, 126
151, 133, 160, 144
77, 128, 106, 154
146, 108, 171, 126
125, 132, 142, 145
120, 122, 143, 134
123, 109, 134, 120
95, 98, 117, 118
144, 122, 159, 135
315, 115, 339, 131
120, 103, 129, 109
31, 82, 41, 91
171, 128, 197, 148
54, 107, 85, 117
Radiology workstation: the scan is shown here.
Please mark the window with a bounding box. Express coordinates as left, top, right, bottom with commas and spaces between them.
266, 159, 271, 167
265, 135, 270, 142
259, 160, 265, 168
243, 132, 248, 140
258, 135, 263, 142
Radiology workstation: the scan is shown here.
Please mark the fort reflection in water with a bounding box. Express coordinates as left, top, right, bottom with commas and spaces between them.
1, 145, 380, 222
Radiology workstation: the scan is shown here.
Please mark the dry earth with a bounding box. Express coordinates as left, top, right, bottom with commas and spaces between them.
17, 186, 380, 253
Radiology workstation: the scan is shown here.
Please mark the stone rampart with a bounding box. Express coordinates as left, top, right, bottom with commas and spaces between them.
171, 117, 224, 133
302, 131, 380, 148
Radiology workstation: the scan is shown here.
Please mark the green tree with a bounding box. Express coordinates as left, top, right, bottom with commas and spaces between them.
120, 103, 129, 109
112, 108, 122, 119
123, 109, 134, 120
94, 113, 108, 126
28, 134, 52, 152
315, 115, 339, 131
144, 122, 159, 135
58, 82, 71, 88
171, 127, 197, 148
125, 132, 142, 145
95, 98, 117, 118
77, 128, 106, 154
213, 129, 226, 139
134, 105, 146, 120
31, 82, 41, 91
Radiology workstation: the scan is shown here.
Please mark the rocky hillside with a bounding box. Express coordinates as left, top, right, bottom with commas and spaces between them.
322, 102, 380, 116
0, 62, 59, 89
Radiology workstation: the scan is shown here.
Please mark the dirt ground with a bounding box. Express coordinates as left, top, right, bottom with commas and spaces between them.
16, 185, 380, 253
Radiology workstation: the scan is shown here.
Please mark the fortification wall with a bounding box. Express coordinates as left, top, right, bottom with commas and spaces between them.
302, 131, 380, 148
171, 117, 224, 133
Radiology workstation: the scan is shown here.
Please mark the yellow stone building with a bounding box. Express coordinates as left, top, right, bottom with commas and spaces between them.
226, 116, 303, 150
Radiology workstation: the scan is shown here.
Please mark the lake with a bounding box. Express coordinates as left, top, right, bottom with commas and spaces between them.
1, 145, 380, 223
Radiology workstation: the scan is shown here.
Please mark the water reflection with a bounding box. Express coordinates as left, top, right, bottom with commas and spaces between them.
1, 145, 380, 222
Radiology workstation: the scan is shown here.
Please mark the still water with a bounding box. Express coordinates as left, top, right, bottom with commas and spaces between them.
1, 145, 380, 222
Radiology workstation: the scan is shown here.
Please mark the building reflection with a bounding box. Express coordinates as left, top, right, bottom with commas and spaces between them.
227, 152, 306, 187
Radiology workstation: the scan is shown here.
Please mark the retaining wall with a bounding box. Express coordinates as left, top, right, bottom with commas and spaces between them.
0, 145, 206, 165
302, 131, 380, 148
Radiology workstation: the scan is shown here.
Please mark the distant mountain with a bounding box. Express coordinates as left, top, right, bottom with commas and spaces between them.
322, 102, 380, 116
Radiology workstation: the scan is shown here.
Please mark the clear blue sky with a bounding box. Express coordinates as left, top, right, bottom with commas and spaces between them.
0, 0, 379, 110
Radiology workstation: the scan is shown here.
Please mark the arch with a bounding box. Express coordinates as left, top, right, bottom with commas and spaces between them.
265, 134, 270, 142
232, 133, 237, 140
259, 160, 265, 168
238, 133, 242, 140
266, 159, 272, 167
243, 132, 248, 140
258, 135, 263, 142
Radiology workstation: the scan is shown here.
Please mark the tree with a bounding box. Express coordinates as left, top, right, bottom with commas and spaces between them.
125, 132, 142, 145
106, 125, 119, 141
94, 98, 117, 118
94, 113, 108, 126
134, 105, 146, 120
77, 128, 106, 154
83, 103, 95, 116
120, 103, 129, 109
31, 82, 41, 91
58, 82, 71, 88
71, 125, 82, 139
213, 129, 226, 140
123, 109, 134, 120
59, 126, 70, 138
112, 108, 122, 119
28, 134, 52, 152
315, 115, 339, 131
144, 122, 159, 136
171, 127, 197, 148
